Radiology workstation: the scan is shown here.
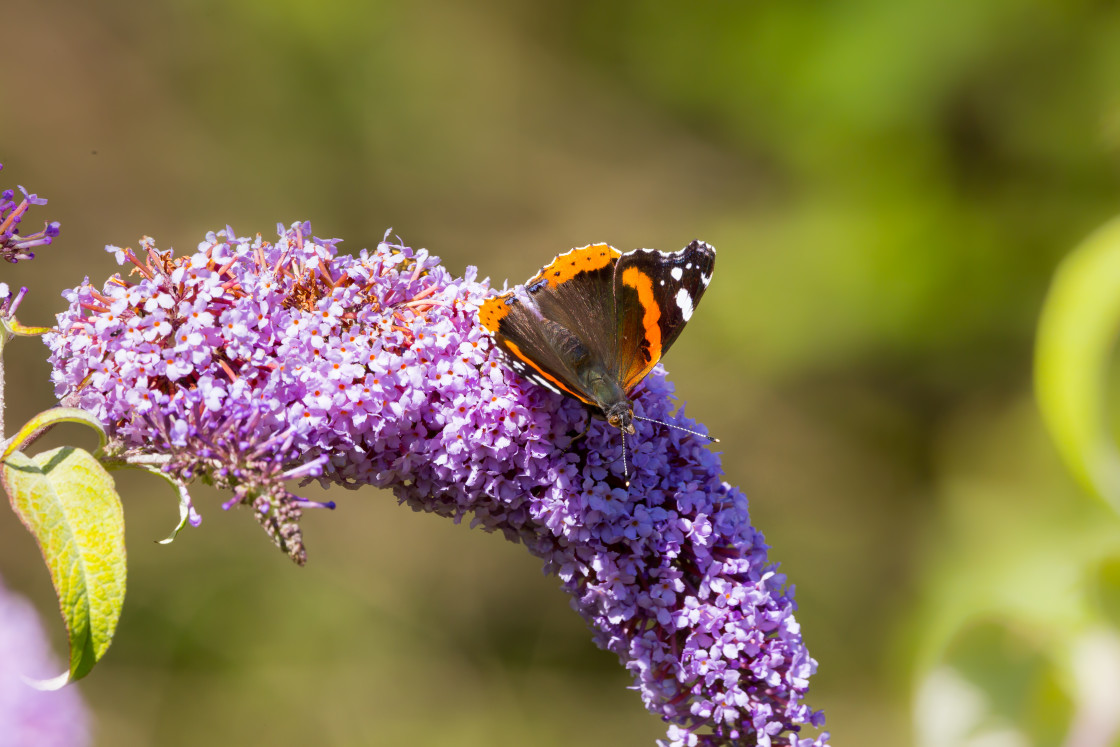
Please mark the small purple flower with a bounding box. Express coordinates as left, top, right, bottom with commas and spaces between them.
0, 164, 60, 264
0, 576, 91, 746
44, 223, 828, 745
0, 283, 14, 318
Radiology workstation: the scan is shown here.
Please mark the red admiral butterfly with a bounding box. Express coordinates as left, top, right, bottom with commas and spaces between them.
480, 241, 716, 480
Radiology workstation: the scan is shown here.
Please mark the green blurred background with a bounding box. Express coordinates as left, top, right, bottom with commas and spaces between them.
5, 1, 1120, 745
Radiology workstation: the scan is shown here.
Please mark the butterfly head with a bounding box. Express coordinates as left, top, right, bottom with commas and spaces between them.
605, 401, 636, 434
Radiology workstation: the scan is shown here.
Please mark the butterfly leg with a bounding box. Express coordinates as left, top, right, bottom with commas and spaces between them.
569, 408, 598, 444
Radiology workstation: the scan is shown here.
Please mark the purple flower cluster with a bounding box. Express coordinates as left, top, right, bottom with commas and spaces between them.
0, 163, 60, 264
0, 576, 91, 746
44, 224, 828, 745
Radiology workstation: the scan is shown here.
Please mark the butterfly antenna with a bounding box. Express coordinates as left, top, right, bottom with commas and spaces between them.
621, 429, 630, 487
632, 415, 720, 443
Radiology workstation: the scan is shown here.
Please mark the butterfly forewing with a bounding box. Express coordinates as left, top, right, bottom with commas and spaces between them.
613, 240, 715, 392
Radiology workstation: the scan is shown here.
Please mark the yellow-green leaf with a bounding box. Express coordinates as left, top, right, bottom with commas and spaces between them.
1, 447, 126, 683
1036, 216, 1120, 510
0, 407, 107, 462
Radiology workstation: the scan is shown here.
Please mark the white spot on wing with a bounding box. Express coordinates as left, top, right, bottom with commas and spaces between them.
670, 267, 683, 281
700, 273, 712, 288
530, 374, 561, 394
676, 288, 694, 321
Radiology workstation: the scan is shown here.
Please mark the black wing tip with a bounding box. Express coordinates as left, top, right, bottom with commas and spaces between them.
686, 239, 715, 255
621, 241, 716, 261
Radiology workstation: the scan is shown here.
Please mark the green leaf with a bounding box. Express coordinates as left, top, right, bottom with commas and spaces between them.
1036, 216, 1120, 510
1, 447, 126, 683
0, 407, 107, 462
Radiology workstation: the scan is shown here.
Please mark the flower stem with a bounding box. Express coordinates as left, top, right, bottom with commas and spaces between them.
0, 326, 8, 442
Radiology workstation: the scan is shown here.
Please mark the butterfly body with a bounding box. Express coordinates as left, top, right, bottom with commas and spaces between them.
480, 241, 715, 433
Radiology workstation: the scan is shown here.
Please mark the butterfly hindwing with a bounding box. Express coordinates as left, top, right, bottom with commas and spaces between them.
480, 289, 597, 405
480, 244, 624, 407
520, 244, 622, 386
613, 240, 715, 392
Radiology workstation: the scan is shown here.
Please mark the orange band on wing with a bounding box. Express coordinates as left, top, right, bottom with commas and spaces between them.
621, 266, 662, 388
529, 244, 621, 290
479, 292, 515, 333
504, 340, 595, 405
